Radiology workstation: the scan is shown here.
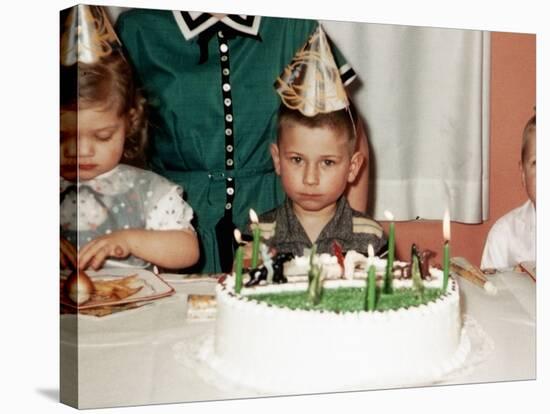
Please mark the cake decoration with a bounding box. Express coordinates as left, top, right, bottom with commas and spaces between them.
383, 210, 396, 293
331, 240, 346, 272
411, 244, 424, 294
365, 244, 377, 310
272, 252, 293, 284
443, 208, 451, 290
232, 229, 244, 293
306, 245, 323, 305
249, 209, 261, 269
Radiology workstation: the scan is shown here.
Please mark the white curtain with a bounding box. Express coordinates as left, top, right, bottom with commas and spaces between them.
323, 20, 491, 223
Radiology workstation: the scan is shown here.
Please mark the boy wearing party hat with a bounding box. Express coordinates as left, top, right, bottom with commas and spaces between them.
248, 26, 386, 257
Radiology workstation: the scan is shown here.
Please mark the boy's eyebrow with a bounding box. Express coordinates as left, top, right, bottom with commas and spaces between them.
319, 154, 344, 158
283, 150, 344, 159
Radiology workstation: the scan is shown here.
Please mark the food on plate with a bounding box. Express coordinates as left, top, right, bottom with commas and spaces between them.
64, 269, 95, 305
63, 272, 143, 305
92, 275, 143, 300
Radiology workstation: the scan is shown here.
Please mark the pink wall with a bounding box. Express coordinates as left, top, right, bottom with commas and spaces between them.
379, 32, 536, 267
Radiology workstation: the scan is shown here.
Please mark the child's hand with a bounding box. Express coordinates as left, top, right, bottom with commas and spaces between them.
78, 230, 132, 270
60, 237, 77, 270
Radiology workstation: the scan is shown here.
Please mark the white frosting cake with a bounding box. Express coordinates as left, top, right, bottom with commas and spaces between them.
208, 263, 470, 394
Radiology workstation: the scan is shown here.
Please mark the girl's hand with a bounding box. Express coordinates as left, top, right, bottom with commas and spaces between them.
60, 237, 77, 270
78, 230, 132, 270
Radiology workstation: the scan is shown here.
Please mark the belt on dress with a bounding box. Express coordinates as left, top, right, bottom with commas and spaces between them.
161, 165, 276, 273
161, 166, 275, 182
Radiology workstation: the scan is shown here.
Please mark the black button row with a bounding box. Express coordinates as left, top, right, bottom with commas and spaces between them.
218, 31, 235, 211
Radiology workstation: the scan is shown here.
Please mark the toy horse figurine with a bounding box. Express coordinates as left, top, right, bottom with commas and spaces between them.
411, 244, 423, 293
391, 244, 435, 280
272, 252, 294, 284
420, 249, 436, 279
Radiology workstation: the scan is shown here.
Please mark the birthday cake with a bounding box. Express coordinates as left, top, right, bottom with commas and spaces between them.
203, 251, 470, 394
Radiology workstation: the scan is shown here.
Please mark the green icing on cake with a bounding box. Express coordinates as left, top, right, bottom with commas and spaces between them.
247, 286, 443, 313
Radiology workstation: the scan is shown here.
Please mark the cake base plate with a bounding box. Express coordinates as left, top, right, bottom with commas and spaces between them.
174, 314, 493, 396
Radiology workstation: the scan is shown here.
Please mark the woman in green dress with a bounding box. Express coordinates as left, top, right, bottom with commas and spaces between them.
116, 10, 364, 273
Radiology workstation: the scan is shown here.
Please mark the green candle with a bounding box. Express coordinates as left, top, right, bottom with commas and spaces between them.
364, 244, 377, 310
234, 229, 244, 294
309, 244, 317, 270
307, 245, 322, 305
443, 241, 450, 291
366, 264, 376, 311
443, 209, 451, 291
411, 248, 423, 294
384, 210, 395, 294
307, 264, 323, 305
249, 209, 261, 269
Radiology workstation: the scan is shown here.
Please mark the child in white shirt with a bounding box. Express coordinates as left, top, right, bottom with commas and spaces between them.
481, 114, 536, 269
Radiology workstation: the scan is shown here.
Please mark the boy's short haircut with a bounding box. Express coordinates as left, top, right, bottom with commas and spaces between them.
277, 103, 358, 151
521, 114, 536, 164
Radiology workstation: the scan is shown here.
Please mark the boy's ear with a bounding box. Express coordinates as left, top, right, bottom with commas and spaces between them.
519, 160, 526, 189
270, 143, 281, 175
347, 151, 364, 183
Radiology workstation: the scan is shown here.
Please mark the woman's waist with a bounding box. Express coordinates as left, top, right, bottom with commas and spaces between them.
158, 165, 275, 181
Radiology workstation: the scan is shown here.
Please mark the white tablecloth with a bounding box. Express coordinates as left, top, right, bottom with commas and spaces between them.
60, 271, 536, 409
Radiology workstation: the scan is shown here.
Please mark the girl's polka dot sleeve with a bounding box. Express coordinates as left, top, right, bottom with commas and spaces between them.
146, 185, 195, 231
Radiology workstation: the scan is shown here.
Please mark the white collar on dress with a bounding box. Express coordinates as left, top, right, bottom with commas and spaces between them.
60, 165, 126, 196
172, 11, 261, 40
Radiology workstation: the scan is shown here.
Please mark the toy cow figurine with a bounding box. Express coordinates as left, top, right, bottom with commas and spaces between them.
245, 266, 269, 287
244, 244, 275, 287
246, 250, 294, 286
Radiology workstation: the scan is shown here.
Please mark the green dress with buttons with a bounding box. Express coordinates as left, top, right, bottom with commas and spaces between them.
117, 10, 351, 273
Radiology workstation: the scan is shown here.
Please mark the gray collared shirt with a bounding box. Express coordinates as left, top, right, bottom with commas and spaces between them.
246, 197, 386, 257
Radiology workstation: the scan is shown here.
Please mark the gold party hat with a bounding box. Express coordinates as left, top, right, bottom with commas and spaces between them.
60, 5, 122, 66
275, 25, 349, 117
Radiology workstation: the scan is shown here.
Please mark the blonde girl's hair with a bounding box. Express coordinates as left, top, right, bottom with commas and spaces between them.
60, 54, 148, 167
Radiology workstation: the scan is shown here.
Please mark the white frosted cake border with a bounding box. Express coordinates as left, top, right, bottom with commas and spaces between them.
200, 273, 471, 394
173, 312, 493, 395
